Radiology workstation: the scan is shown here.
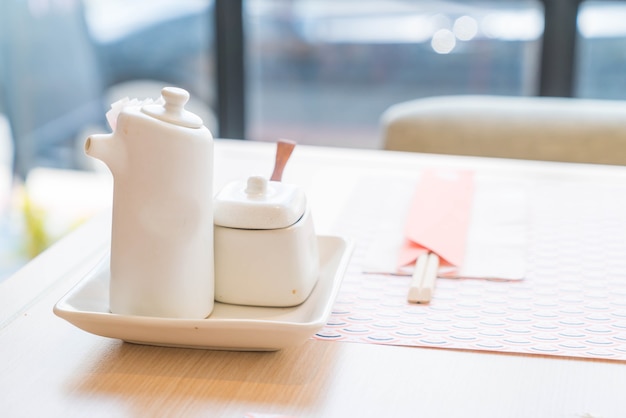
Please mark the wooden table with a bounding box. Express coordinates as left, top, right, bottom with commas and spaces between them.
2, 140, 626, 418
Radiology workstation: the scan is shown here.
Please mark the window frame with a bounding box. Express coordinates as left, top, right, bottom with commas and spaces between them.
214, 0, 606, 139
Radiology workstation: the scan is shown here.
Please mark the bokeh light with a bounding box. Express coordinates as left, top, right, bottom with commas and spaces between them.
453, 15, 478, 41
431, 28, 456, 54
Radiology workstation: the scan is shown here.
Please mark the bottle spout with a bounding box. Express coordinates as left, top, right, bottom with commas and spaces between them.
85, 133, 118, 171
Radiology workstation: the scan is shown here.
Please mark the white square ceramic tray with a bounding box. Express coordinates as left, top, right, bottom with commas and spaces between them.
54, 235, 353, 351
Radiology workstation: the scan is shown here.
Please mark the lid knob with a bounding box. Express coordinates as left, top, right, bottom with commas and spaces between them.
142, 87, 203, 128
163, 87, 190, 111
245, 176, 268, 197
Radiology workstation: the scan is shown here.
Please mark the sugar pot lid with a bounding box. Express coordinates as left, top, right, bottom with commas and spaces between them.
214, 176, 306, 229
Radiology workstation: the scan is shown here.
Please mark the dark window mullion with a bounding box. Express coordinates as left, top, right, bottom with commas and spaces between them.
215, 0, 246, 139
539, 0, 583, 97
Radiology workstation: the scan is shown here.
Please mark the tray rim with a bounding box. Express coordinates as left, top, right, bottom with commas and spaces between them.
53, 235, 354, 351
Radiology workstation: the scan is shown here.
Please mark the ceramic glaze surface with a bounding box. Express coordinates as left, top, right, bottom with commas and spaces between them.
214, 176, 318, 307
214, 176, 306, 229
85, 87, 214, 319
214, 208, 319, 307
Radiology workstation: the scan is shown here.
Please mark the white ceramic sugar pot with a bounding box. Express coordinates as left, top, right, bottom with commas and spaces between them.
214, 142, 319, 307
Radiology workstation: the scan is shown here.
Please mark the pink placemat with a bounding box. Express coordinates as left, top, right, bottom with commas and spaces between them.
314, 172, 626, 361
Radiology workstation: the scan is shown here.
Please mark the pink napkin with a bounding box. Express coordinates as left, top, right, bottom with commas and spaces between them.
398, 169, 474, 269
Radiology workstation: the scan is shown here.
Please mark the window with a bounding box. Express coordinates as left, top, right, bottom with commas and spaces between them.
576, 1, 626, 99
1, 0, 625, 175
244, 0, 544, 149
0, 0, 214, 176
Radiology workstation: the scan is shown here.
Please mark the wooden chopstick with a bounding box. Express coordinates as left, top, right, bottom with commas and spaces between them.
407, 252, 440, 303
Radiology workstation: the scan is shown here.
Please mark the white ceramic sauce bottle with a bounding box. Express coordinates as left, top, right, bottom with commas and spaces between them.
85, 87, 214, 319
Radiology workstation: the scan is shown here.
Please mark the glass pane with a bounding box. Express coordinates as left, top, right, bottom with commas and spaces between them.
0, 0, 215, 176
0, 1, 215, 277
576, 1, 626, 100
245, 0, 543, 149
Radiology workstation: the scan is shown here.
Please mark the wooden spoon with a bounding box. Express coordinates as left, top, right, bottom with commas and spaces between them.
270, 139, 296, 182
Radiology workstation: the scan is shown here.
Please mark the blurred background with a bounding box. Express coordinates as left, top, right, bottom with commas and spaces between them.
1, 0, 625, 276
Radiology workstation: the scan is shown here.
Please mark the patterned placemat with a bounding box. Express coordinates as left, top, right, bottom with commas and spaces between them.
314, 171, 626, 361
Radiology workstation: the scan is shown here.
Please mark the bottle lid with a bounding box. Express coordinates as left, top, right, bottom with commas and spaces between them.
214, 176, 306, 229
142, 87, 203, 128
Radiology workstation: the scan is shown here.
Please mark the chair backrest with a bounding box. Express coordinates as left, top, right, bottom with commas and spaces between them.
381, 95, 626, 165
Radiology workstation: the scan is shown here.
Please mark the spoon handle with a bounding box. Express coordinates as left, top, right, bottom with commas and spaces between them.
270, 139, 296, 182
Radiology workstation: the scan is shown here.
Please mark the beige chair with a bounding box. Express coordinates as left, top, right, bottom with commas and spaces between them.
381, 95, 626, 165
